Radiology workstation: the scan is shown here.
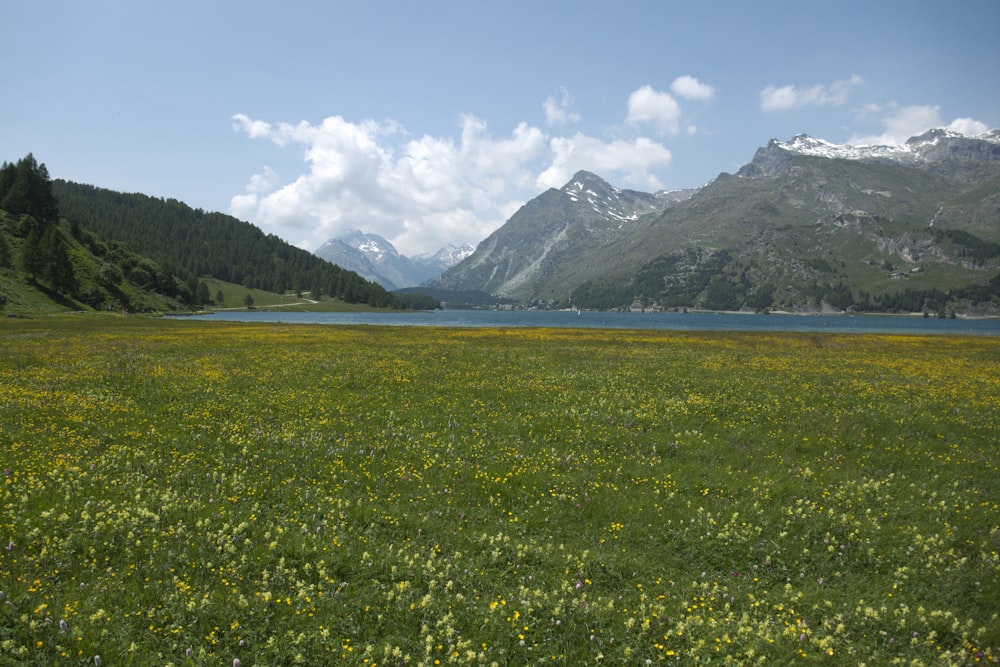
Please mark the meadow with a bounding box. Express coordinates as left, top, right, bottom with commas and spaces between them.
1, 316, 997, 666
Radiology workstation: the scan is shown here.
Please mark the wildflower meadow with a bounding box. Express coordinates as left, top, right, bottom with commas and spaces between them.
1, 316, 997, 665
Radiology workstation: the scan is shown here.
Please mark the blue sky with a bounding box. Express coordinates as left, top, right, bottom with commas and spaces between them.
3, 0, 998, 255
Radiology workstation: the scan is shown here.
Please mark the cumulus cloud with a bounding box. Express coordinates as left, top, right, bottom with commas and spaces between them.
848, 103, 991, 146
543, 86, 581, 126
246, 165, 278, 193
947, 117, 989, 136
849, 104, 942, 145
232, 113, 276, 141
232, 90, 680, 255
671, 75, 715, 102
536, 134, 672, 192
760, 75, 863, 111
626, 85, 682, 135
231, 113, 550, 255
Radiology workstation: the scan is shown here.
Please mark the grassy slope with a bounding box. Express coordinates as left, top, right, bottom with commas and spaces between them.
1, 318, 997, 665
199, 277, 399, 313
1, 206, 398, 317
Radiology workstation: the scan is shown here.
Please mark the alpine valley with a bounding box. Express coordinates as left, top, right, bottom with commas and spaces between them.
430, 129, 1000, 315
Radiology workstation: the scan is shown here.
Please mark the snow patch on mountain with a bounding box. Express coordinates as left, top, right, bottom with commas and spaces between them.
776, 129, 1000, 162
561, 171, 681, 224
315, 230, 473, 289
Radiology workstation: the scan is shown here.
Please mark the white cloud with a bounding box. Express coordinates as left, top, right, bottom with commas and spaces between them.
246, 165, 278, 194
848, 103, 990, 146
230, 113, 558, 254
229, 165, 279, 221
626, 85, 682, 135
231, 113, 275, 141
231, 113, 550, 255
760, 75, 863, 111
232, 91, 683, 255
847, 102, 989, 146
543, 86, 581, 126
850, 104, 942, 145
229, 192, 258, 221
537, 134, 672, 192
947, 117, 989, 136
671, 75, 715, 102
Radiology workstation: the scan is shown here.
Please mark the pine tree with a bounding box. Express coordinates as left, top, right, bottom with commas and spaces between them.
196, 280, 211, 305
40, 226, 77, 295
1, 154, 59, 225
20, 226, 42, 280
0, 161, 16, 200
0, 233, 10, 268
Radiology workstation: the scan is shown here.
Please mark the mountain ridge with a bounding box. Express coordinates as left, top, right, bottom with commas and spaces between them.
314, 230, 473, 290
433, 131, 1000, 314
432, 170, 693, 299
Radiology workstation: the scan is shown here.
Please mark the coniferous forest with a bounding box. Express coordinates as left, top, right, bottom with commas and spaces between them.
0, 153, 406, 313
51, 180, 399, 306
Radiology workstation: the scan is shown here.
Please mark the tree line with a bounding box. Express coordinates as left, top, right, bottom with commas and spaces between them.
51, 179, 402, 308
2, 154, 408, 311
0, 154, 78, 295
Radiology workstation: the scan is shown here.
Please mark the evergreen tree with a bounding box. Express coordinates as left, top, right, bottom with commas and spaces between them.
40, 227, 77, 295
20, 226, 42, 280
0, 233, 10, 268
196, 280, 211, 305
0, 161, 15, 200
0, 154, 59, 225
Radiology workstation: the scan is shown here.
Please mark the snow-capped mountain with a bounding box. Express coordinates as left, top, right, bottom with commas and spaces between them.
431, 170, 691, 300
412, 244, 476, 274
742, 129, 1000, 179
775, 129, 1000, 162
314, 230, 472, 290
562, 172, 688, 224
431, 129, 1000, 312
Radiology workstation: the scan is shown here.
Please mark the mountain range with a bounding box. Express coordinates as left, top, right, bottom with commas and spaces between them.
431, 129, 1000, 314
6, 128, 998, 316
314, 230, 473, 290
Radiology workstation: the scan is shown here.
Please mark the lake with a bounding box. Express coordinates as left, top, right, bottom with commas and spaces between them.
185, 309, 1000, 335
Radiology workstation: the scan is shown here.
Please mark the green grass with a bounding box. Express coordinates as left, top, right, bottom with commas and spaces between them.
0, 268, 84, 315
199, 278, 398, 313
1, 317, 998, 665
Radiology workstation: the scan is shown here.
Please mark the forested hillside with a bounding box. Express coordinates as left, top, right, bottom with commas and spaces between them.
52, 180, 399, 307
1, 153, 404, 314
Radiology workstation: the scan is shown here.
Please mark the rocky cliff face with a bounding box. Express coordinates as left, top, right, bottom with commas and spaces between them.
432, 171, 687, 300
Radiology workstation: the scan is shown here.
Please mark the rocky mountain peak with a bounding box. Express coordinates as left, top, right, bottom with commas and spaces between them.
336, 229, 399, 260
565, 170, 610, 189
738, 129, 1000, 180
432, 128, 1000, 312
315, 231, 471, 290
